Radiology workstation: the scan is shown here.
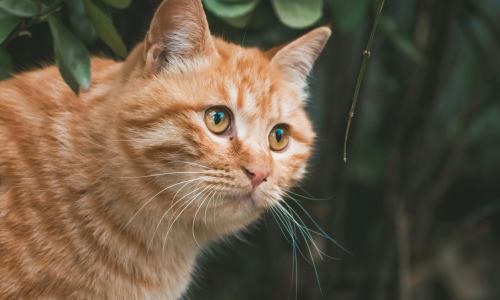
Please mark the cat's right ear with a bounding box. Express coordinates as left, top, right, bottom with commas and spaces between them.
143, 0, 217, 73
267, 27, 331, 87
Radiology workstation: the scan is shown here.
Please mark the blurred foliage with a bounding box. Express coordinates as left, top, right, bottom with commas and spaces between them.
0, 0, 423, 94
1, 0, 500, 300
0, 0, 129, 94
48, 15, 90, 94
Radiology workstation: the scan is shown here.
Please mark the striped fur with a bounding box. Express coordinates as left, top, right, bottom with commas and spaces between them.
0, 0, 330, 298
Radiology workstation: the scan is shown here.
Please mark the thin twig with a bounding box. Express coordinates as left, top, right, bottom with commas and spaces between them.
343, 0, 385, 162
0, 0, 63, 48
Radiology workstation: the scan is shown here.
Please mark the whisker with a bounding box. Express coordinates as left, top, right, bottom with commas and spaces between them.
283, 190, 335, 201
268, 188, 345, 298
293, 228, 298, 300
163, 184, 211, 250
119, 177, 206, 234
213, 188, 227, 219
272, 206, 298, 242
168, 161, 210, 169
165, 179, 207, 230
271, 206, 310, 263
119, 171, 207, 179
275, 201, 325, 294
273, 202, 317, 247
204, 185, 220, 224
298, 186, 317, 198
296, 220, 323, 296
269, 207, 302, 300
275, 201, 327, 260
284, 195, 351, 254
273, 199, 346, 295
270, 207, 294, 245
192, 185, 216, 250
147, 179, 206, 252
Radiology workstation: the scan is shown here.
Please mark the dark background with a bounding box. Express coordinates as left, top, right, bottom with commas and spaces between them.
2, 0, 500, 299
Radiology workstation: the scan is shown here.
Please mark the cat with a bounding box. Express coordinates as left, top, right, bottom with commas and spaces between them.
0, 0, 330, 298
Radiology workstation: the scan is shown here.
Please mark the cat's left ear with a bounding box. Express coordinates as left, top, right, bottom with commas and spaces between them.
143, 0, 217, 72
268, 27, 331, 86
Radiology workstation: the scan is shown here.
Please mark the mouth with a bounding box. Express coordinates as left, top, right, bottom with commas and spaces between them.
226, 191, 253, 201
216, 190, 258, 208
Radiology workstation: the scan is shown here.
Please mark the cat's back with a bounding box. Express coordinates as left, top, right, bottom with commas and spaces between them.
0, 58, 121, 203
0, 65, 81, 205
0, 59, 124, 299
0, 65, 72, 141
0, 58, 120, 154
0, 58, 119, 131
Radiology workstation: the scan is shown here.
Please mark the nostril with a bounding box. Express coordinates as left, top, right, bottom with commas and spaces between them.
242, 167, 255, 180
242, 167, 270, 187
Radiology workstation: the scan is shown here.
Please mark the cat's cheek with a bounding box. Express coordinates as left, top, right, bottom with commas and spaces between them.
270, 141, 311, 187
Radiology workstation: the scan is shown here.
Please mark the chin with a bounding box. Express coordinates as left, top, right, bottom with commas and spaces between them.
211, 192, 269, 225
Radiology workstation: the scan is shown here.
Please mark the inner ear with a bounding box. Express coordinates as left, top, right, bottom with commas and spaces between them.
143, 0, 217, 72
269, 27, 331, 86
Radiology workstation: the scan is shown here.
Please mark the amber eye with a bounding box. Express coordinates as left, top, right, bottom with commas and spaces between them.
269, 125, 290, 151
205, 107, 231, 134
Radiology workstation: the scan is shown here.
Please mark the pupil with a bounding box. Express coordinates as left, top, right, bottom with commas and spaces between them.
276, 129, 283, 143
214, 112, 223, 125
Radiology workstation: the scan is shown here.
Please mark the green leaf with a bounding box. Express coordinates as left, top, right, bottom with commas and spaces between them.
0, 8, 21, 44
222, 10, 253, 29
66, 0, 99, 45
331, 0, 369, 33
103, 0, 131, 9
48, 16, 91, 95
203, 0, 260, 18
271, 0, 322, 28
0, 0, 39, 18
83, 0, 128, 58
0, 48, 15, 80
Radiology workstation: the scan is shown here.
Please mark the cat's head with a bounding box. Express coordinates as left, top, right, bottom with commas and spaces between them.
116, 0, 330, 229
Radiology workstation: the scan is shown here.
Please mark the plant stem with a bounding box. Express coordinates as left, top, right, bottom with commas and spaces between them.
0, 0, 63, 47
343, 0, 385, 162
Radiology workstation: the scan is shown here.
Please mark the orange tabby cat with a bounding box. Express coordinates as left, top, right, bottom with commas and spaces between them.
0, 0, 330, 298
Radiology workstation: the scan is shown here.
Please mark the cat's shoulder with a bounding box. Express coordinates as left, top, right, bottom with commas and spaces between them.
0, 58, 120, 111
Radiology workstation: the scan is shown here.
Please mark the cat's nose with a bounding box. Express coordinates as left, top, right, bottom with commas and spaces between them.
242, 167, 269, 187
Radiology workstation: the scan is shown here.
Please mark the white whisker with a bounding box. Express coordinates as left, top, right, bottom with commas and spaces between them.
204, 185, 220, 224
163, 184, 211, 251
119, 178, 206, 234
119, 171, 207, 179
191, 186, 216, 250
168, 161, 210, 169
147, 178, 206, 252
283, 190, 335, 201
213, 188, 226, 218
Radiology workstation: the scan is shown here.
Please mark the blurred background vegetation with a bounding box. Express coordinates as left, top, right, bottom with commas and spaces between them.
1, 0, 500, 299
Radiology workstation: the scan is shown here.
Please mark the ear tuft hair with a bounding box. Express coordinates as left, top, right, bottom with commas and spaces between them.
269, 27, 331, 86
143, 0, 217, 73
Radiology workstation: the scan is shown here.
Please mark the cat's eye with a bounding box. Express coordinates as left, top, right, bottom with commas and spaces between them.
269, 125, 290, 151
205, 107, 231, 134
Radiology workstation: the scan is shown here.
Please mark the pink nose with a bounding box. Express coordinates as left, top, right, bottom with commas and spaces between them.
243, 167, 269, 187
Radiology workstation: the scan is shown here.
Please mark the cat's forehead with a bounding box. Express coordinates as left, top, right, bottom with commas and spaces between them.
148, 39, 310, 140
211, 39, 305, 120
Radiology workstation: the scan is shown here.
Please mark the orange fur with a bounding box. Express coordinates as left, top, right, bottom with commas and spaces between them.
0, 0, 330, 298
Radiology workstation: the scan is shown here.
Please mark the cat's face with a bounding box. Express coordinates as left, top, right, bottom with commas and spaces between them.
116, 0, 329, 227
